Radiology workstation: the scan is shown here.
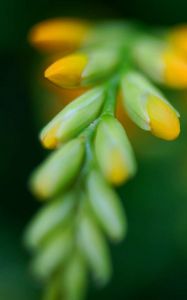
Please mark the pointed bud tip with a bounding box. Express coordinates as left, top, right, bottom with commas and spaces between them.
44, 54, 88, 88
147, 95, 180, 141
106, 150, 130, 185
40, 124, 59, 149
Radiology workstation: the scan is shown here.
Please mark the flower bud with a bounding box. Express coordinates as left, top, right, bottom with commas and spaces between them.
30, 139, 85, 199
133, 36, 187, 88
62, 251, 87, 300
87, 170, 127, 241
121, 71, 180, 140
40, 87, 105, 149
24, 192, 75, 250
31, 227, 73, 280
78, 211, 111, 285
28, 18, 90, 53
95, 115, 136, 185
45, 48, 119, 88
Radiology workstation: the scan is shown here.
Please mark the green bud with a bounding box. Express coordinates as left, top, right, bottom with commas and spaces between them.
24, 192, 75, 250
31, 227, 72, 280
62, 251, 87, 300
87, 169, 127, 241
78, 212, 111, 285
40, 87, 105, 148
121, 71, 178, 130
30, 138, 84, 199
95, 115, 136, 185
81, 47, 120, 86
85, 22, 133, 49
132, 37, 165, 83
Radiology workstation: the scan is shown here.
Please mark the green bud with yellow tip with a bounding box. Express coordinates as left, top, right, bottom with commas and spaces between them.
95, 115, 137, 185
44, 47, 120, 88
30, 138, 85, 199
78, 211, 112, 285
87, 169, 127, 241
133, 36, 187, 88
31, 226, 73, 280
40, 87, 105, 149
121, 71, 180, 140
24, 192, 75, 250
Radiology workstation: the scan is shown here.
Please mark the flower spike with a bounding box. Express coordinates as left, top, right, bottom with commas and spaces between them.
26, 19, 184, 300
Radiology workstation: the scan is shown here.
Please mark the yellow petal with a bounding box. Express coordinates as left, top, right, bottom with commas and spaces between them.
147, 95, 180, 140
28, 18, 90, 52
45, 54, 88, 88
163, 50, 187, 88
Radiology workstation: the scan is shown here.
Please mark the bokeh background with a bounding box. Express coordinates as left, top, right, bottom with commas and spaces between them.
1, 0, 187, 299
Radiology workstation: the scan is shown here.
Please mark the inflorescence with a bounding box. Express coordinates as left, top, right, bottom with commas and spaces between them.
24, 18, 187, 300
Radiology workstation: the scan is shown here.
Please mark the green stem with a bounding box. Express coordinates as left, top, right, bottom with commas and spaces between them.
102, 75, 120, 116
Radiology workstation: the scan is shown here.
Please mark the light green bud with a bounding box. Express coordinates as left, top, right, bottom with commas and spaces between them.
24, 192, 75, 250
95, 115, 136, 185
87, 169, 127, 241
30, 138, 84, 199
132, 37, 165, 83
78, 212, 111, 285
81, 47, 120, 86
31, 227, 73, 280
40, 87, 105, 149
62, 251, 87, 300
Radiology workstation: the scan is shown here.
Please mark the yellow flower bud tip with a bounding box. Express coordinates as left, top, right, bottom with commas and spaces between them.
40, 122, 60, 149
30, 175, 49, 199
28, 18, 90, 52
106, 149, 129, 185
44, 54, 88, 88
169, 25, 187, 55
163, 50, 187, 88
147, 95, 180, 141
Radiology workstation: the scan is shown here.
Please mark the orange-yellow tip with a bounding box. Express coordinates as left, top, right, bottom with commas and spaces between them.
44, 54, 88, 88
147, 95, 180, 140
28, 18, 90, 53
105, 149, 129, 185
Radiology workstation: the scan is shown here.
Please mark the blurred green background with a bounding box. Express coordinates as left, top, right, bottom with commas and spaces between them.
1, 0, 187, 299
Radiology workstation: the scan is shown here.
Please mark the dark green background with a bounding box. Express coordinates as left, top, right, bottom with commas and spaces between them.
1, 0, 187, 299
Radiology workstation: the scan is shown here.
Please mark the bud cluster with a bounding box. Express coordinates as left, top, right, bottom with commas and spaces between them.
25, 18, 187, 300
